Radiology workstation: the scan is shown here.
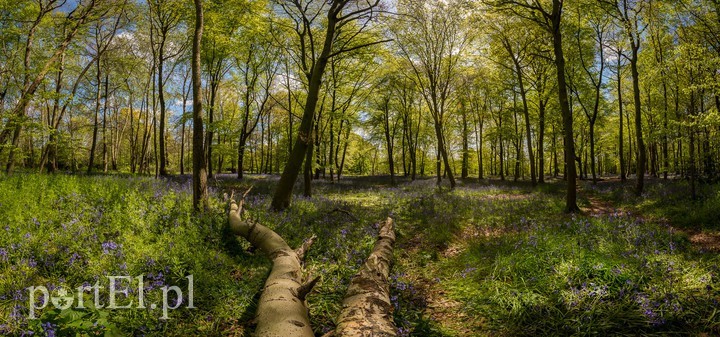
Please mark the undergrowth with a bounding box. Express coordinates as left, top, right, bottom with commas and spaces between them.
1, 174, 718, 336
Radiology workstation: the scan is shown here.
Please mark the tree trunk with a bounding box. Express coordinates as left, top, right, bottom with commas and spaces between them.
192, 0, 208, 211
589, 121, 597, 184
338, 126, 350, 180
630, 43, 645, 196
515, 60, 536, 185
333, 218, 397, 337
227, 195, 316, 337
538, 100, 546, 183
180, 75, 188, 175
513, 96, 521, 182
102, 73, 109, 173
434, 121, 456, 188
271, 12, 339, 210
158, 37, 168, 176
383, 101, 396, 185
304, 138, 314, 197
551, 0, 579, 212
88, 55, 102, 174
618, 62, 626, 182
206, 80, 217, 179
238, 136, 247, 180
461, 107, 469, 179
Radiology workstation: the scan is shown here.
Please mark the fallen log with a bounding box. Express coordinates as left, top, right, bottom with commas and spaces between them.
332, 217, 397, 337
227, 189, 316, 337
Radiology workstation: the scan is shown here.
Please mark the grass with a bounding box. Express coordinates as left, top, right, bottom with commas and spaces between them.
1, 173, 719, 336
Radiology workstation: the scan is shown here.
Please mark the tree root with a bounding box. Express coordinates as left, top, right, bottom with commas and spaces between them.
326, 208, 359, 221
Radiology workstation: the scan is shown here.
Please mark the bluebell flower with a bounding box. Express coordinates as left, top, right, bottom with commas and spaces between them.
41, 322, 57, 337
102, 241, 119, 254
69, 253, 82, 265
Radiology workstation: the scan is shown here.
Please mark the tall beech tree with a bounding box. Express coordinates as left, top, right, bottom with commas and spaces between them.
391, 0, 471, 189
1, 0, 106, 173
493, 0, 581, 212
270, 0, 386, 210
192, 0, 208, 211
601, 0, 648, 196
148, 0, 187, 176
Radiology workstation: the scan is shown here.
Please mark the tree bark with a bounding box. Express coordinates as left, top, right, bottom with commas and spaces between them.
304, 138, 314, 197
618, 57, 626, 182
158, 35, 168, 176
88, 52, 103, 174
228, 193, 315, 337
461, 106, 469, 179
192, 0, 208, 211
538, 100, 546, 183
628, 28, 645, 196
550, 0, 579, 212
271, 7, 340, 210
511, 55, 535, 185
332, 218, 397, 337
382, 99, 396, 185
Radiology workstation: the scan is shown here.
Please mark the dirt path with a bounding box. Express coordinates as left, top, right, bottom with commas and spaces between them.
583, 193, 617, 216
582, 186, 720, 252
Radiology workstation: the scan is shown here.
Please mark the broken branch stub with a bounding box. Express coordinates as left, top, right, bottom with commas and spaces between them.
334, 217, 398, 337
228, 194, 315, 337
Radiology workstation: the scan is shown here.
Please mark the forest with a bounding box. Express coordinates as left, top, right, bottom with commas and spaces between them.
1, 0, 720, 336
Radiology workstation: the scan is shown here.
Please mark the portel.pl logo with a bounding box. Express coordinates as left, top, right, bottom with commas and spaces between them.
26, 275, 195, 319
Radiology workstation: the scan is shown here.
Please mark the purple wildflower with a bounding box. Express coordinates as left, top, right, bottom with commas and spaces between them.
102, 241, 119, 254
41, 322, 56, 337
69, 253, 82, 265
461, 267, 477, 278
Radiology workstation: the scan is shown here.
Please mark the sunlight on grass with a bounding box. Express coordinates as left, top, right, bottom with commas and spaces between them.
2, 174, 720, 336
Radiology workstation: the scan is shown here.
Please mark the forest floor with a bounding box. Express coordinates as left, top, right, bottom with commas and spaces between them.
1, 173, 720, 336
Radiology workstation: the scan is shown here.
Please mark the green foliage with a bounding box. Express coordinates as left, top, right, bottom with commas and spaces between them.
2, 174, 720, 336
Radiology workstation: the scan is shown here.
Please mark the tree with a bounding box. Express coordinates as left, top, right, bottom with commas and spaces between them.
2, 0, 106, 173
236, 39, 277, 179
570, 5, 609, 184
391, 0, 471, 189
601, 0, 647, 196
489, 16, 538, 185
607, 27, 628, 182
270, 0, 386, 210
148, 0, 187, 176
192, 0, 208, 211
526, 44, 555, 184
493, 0, 581, 212
392, 72, 422, 181
88, 11, 125, 174
370, 75, 399, 185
